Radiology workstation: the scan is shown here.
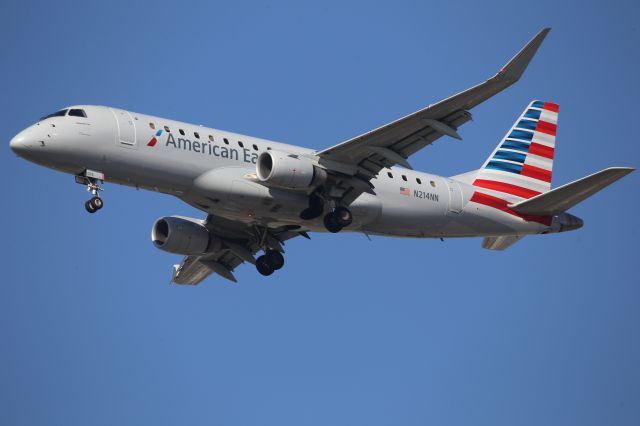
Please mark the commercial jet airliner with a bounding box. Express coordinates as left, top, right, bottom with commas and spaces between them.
9, 28, 634, 284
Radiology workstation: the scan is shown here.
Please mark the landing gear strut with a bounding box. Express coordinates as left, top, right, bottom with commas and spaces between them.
255, 249, 285, 276
323, 206, 353, 233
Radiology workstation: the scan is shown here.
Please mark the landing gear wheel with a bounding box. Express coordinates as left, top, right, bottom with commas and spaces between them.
333, 206, 353, 227
256, 255, 275, 276
91, 197, 103, 210
84, 197, 103, 213
85, 200, 97, 213
323, 212, 343, 233
266, 250, 285, 270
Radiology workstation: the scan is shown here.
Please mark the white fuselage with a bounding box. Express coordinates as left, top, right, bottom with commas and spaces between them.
10, 105, 561, 239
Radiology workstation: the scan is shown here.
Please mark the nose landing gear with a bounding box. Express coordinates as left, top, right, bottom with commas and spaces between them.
84, 180, 104, 213
76, 173, 104, 214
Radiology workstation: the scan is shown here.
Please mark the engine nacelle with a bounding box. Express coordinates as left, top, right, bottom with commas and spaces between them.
256, 150, 326, 189
151, 216, 219, 255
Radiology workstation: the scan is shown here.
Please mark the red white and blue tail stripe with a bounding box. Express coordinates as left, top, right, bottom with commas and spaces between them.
470, 100, 559, 224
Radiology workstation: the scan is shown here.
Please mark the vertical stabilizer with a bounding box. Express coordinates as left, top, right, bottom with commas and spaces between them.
473, 100, 559, 204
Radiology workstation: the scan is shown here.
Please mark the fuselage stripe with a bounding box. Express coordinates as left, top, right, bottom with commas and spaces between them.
470, 191, 552, 226
473, 179, 542, 199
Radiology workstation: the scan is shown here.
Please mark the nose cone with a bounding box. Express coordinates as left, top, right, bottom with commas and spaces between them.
10, 127, 42, 159
10, 132, 28, 155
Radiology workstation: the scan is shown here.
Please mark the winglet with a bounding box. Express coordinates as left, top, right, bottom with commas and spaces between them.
496, 27, 551, 84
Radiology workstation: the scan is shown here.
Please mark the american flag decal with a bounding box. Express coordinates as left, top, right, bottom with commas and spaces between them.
400, 187, 410, 196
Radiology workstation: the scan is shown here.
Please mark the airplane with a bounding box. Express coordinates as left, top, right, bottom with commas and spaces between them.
9, 28, 634, 284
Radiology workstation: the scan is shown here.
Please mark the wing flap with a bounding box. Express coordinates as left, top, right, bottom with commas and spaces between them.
172, 256, 214, 285
509, 167, 634, 215
482, 235, 524, 250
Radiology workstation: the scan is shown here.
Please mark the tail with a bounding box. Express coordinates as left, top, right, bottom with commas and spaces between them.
471, 100, 634, 250
473, 100, 559, 203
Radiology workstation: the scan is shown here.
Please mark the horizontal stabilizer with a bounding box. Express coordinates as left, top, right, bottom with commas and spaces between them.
482, 235, 524, 250
509, 167, 634, 215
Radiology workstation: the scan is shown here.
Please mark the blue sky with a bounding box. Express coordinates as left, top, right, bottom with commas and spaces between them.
1, 1, 639, 425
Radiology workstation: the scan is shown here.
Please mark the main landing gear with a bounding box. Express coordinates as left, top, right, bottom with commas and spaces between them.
323, 206, 353, 233
300, 192, 353, 233
255, 249, 285, 276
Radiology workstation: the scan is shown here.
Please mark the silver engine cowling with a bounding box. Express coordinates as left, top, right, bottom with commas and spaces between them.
151, 216, 220, 255
256, 150, 326, 189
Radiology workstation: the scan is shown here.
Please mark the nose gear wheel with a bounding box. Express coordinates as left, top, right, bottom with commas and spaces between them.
85, 197, 103, 213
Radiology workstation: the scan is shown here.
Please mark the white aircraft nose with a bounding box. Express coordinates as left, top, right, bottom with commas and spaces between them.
9, 132, 28, 155
10, 127, 42, 158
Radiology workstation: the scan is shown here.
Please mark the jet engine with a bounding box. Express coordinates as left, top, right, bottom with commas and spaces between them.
151, 216, 220, 255
256, 150, 326, 189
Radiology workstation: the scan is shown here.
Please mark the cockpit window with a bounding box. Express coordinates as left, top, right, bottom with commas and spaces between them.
40, 109, 68, 120
68, 109, 87, 118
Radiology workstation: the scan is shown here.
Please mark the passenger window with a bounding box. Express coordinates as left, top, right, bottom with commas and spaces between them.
430, 180, 436, 187
68, 109, 87, 118
208, 135, 214, 142
179, 129, 185, 136
238, 141, 244, 148
416, 178, 422, 184
387, 172, 393, 178
267, 147, 271, 150
149, 122, 155, 130
402, 175, 407, 181
253, 144, 258, 151
164, 125, 170, 132
223, 138, 229, 145
194, 132, 200, 139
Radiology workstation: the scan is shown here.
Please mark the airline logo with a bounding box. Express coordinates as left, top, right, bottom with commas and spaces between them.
147, 129, 163, 147
145, 130, 260, 165
470, 100, 559, 225
481, 100, 558, 192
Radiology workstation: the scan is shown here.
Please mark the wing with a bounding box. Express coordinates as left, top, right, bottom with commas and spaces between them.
171, 214, 308, 285
316, 28, 550, 205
